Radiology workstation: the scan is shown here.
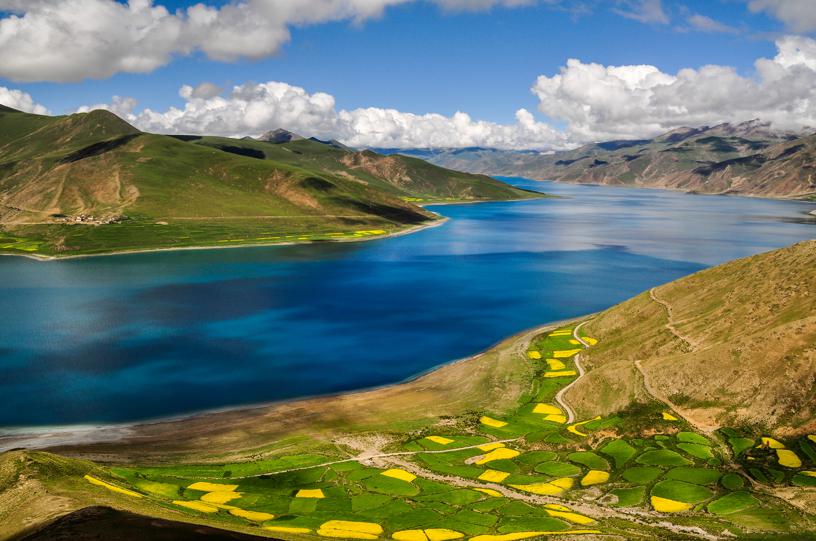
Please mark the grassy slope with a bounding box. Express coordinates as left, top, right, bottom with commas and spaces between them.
569, 240, 816, 434
0, 108, 540, 257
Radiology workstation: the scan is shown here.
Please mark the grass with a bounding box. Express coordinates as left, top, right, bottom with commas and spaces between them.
707, 492, 759, 515
636, 450, 692, 467
651, 480, 714, 504
0, 108, 545, 258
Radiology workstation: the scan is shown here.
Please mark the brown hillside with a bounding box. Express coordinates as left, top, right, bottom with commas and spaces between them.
568, 240, 816, 436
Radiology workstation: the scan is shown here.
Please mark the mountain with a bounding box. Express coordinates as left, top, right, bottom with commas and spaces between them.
257, 128, 303, 143
569, 240, 816, 435
392, 120, 816, 199
0, 106, 540, 257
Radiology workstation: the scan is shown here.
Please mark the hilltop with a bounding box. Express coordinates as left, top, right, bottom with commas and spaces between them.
388, 120, 816, 199
0, 106, 540, 257
1, 242, 815, 540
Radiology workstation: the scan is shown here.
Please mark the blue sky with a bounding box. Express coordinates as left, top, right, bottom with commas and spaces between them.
1, 0, 814, 148
7, 1, 782, 120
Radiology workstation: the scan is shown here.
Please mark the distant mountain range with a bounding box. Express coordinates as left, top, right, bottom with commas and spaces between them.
0, 106, 539, 257
377, 120, 816, 199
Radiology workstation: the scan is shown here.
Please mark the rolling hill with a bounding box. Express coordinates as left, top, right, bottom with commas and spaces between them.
387, 120, 816, 199
0, 106, 540, 257
569, 240, 816, 435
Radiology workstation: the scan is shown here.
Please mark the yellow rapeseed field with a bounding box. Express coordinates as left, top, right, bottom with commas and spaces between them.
426, 436, 454, 445
264, 526, 312, 534
809, 435, 816, 443
317, 520, 383, 539
173, 500, 219, 513
545, 359, 566, 370
567, 416, 601, 436
801, 471, 816, 477
480, 416, 508, 428
470, 530, 601, 541
544, 370, 577, 378
777, 449, 802, 468
229, 508, 275, 522
474, 488, 504, 497
201, 491, 241, 504
188, 482, 239, 492
296, 489, 326, 498
583, 337, 598, 346
545, 509, 596, 525
393, 529, 464, 541
527, 351, 542, 360
381, 469, 417, 482
580, 470, 609, 486
532, 403, 562, 415
545, 414, 567, 423
478, 442, 506, 451
553, 349, 582, 358
568, 339, 580, 345
83, 475, 143, 498
661, 412, 679, 421
509, 477, 573, 495
760, 437, 785, 449
476, 448, 521, 464
478, 469, 510, 483
651, 496, 692, 513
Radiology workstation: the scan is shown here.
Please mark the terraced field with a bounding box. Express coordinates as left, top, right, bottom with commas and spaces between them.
38, 325, 813, 540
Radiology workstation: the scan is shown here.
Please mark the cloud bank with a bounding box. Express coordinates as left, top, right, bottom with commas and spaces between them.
533, 35, 816, 141
81, 82, 570, 150
0, 0, 541, 82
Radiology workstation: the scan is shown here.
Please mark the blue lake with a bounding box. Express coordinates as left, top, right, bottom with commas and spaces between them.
1, 179, 814, 428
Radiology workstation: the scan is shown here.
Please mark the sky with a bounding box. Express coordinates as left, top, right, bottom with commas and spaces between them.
2, 0, 816, 149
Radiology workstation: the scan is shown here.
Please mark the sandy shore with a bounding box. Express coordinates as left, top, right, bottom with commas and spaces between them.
0, 317, 583, 458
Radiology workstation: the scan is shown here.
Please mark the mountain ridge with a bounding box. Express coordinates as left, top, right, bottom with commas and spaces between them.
382, 120, 816, 199
0, 106, 541, 257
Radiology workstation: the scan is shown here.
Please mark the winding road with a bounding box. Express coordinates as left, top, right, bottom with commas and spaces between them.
553, 320, 591, 424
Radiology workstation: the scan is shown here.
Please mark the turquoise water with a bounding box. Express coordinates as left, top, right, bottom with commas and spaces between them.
0, 179, 813, 427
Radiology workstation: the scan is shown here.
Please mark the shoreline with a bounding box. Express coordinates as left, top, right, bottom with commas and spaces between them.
0, 215, 450, 262
0, 316, 583, 453
515, 176, 816, 202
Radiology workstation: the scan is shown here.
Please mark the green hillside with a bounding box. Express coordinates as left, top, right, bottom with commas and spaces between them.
0, 107, 540, 258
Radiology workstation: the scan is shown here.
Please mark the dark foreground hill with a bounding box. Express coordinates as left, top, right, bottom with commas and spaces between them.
0, 106, 539, 257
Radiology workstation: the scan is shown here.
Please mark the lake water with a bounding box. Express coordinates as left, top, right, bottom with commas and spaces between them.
1, 179, 813, 428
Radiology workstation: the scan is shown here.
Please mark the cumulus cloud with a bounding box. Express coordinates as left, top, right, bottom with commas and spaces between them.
0, 86, 49, 114
532, 35, 816, 141
81, 80, 570, 150
748, 0, 816, 33
0, 0, 542, 82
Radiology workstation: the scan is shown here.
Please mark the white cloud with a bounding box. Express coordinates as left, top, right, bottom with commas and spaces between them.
748, 0, 816, 33
612, 0, 669, 25
0, 0, 543, 82
685, 13, 738, 34
80, 80, 570, 150
532, 35, 816, 141
0, 86, 49, 114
